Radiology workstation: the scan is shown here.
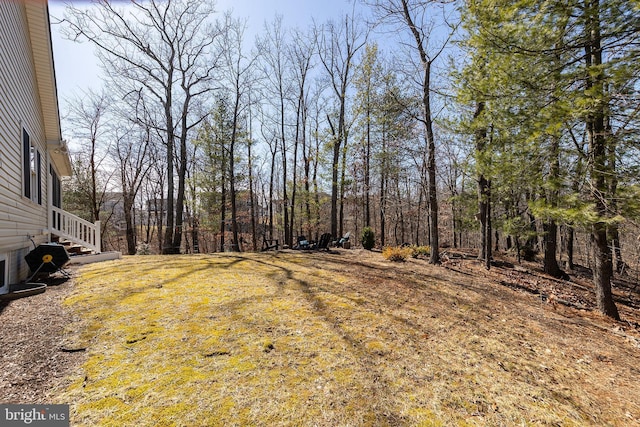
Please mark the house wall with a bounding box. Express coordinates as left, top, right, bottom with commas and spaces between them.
0, 1, 53, 288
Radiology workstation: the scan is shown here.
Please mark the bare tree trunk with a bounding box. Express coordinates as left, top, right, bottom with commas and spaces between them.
327, 114, 341, 239
229, 93, 241, 252
474, 102, 491, 268
247, 129, 257, 252
543, 136, 563, 278
565, 226, 575, 270
171, 102, 192, 253
313, 146, 320, 240
380, 124, 388, 247
606, 117, 625, 274
268, 142, 276, 241
219, 154, 227, 252
290, 101, 302, 244
309, 110, 320, 239
89, 135, 100, 223
339, 132, 349, 239
304, 131, 312, 239
162, 80, 177, 254
416, 179, 423, 246
156, 197, 164, 254
281, 130, 290, 247
478, 177, 491, 265
484, 181, 491, 270
317, 16, 366, 239
312, 117, 324, 241
121, 193, 135, 255
609, 227, 625, 274
543, 221, 562, 276
365, 104, 371, 227
398, 179, 406, 243
585, 0, 619, 319
330, 128, 341, 239
400, 0, 440, 264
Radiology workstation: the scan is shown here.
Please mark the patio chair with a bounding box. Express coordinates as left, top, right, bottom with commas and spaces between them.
295, 236, 310, 250
261, 237, 279, 251
316, 233, 332, 251
337, 231, 351, 248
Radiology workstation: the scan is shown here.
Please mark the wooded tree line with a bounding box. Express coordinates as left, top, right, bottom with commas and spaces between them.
58, 0, 640, 319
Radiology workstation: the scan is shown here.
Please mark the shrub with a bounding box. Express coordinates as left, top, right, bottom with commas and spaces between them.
382, 246, 413, 262
136, 242, 151, 255
361, 227, 375, 250
520, 245, 537, 261
410, 245, 431, 258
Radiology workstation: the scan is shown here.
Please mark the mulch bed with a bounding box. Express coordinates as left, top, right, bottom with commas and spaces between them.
0, 271, 83, 404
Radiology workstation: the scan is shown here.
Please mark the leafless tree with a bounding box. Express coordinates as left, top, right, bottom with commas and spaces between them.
257, 16, 295, 246
365, 0, 456, 263
216, 13, 258, 251
316, 13, 368, 239
110, 119, 153, 255
62, 0, 223, 254
287, 27, 316, 243
64, 89, 118, 250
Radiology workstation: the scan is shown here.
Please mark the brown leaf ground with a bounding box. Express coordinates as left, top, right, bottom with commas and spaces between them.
1, 249, 639, 426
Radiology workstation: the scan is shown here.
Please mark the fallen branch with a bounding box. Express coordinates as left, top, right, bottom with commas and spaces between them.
499, 280, 591, 311
513, 266, 591, 292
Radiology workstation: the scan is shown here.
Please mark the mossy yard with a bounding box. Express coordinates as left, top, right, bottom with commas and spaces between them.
42, 250, 640, 426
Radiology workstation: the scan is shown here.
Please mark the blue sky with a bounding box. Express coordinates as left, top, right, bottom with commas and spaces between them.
49, 0, 366, 107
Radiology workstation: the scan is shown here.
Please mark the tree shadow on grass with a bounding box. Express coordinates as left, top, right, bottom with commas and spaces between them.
233, 253, 414, 424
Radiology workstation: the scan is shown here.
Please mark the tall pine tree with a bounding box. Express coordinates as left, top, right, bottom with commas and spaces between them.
458, 0, 640, 319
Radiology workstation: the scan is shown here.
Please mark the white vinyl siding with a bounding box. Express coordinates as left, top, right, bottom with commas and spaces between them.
0, 1, 52, 283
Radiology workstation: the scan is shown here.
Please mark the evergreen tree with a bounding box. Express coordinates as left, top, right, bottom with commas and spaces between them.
457, 0, 640, 319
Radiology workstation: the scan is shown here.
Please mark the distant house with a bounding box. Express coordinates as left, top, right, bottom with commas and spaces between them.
102, 192, 126, 231
0, 0, 114, 294
145, 198, 171, 225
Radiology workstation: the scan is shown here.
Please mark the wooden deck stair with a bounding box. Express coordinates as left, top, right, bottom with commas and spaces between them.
51, 235, 93, 256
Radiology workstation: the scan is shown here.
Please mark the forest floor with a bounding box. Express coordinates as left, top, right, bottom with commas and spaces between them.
1, 248, 639, 426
